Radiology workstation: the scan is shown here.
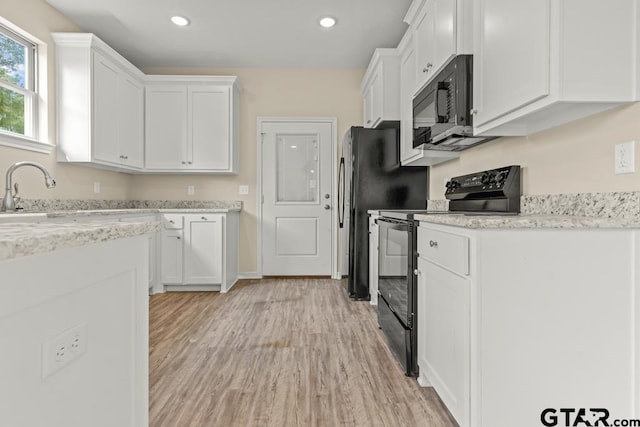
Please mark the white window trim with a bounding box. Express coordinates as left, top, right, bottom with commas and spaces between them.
0, 17, 53, 154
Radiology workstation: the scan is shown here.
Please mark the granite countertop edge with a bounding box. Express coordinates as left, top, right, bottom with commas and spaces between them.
415, 213, 640, 229
45, 207, 241, 218
0, 220, 164, 261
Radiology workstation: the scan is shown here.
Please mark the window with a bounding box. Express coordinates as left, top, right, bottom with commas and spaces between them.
0, 24, 37, 140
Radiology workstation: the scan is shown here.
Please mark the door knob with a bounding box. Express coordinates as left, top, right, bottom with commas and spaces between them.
324, 204, 331, 210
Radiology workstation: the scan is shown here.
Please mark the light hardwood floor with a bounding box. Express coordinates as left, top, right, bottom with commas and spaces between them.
149, 278, 457, 427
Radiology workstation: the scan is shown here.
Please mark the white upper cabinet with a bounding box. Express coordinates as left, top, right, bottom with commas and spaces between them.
145, 85, 188, 170
361, 49, 401, 128
474, 0, 640, 136
53, 33, 145, 171
53, 33, 240, 174
145, 77, 240, 174
409, 0, 472, 94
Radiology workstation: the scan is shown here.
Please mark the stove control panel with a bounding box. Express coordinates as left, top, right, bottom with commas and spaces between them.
445, 166, 520, 195
445, 165, 521, 213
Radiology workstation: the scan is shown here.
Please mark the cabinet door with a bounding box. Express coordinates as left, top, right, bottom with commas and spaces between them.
161, 230, 183, 285
92, 51, 120, 164
400, 43, 420, 164
145, 85, 187, 169
369, 68, 383, 128
118, 73, 144, 168
184, 214, 223, 284
433, 0, 456, 73
414, 0, 436, 90
474, 0, 550, 127
362, 79, 375, 128
417, 257, 470, 426
188, 86, 231, 171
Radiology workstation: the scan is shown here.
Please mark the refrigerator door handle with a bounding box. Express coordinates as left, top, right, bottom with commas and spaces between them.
338, 157, 345, 228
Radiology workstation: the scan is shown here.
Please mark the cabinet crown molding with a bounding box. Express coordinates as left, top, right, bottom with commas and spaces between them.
145, 75, 242, 91
52, 32, 145, 79
52, 33, 241, 88
360, 48, 400, 92
404, 0, 426, 26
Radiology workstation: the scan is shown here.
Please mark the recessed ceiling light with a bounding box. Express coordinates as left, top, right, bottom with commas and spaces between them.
319, 17, 336, 28
171, 16, 190, 27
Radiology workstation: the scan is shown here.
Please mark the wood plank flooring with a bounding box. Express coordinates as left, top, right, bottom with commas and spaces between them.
149, 278, 457, 427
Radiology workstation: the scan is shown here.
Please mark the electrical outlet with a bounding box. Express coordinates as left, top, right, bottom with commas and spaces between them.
239, 185, 249, 195
187, 185, 195, 195
93, 182, 101, 193
42, 323, 88, 379
615, 141, 635, 174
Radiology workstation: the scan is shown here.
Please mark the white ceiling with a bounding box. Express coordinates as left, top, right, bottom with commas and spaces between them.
44, 0, 413, 69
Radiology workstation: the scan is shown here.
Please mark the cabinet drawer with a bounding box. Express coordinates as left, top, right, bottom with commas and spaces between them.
418, 228, 469, 275
162, 214, 183, 229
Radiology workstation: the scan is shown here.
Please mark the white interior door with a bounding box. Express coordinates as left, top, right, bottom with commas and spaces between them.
261, 120, 333, 275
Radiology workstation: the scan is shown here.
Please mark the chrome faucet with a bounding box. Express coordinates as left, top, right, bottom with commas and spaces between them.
2, 162, 56, 212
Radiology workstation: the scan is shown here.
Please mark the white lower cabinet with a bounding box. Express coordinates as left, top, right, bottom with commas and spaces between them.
159, 212, 238, 292
161, 230, 183, 285
417, 221, 640, 427
417, 229, 470, 426
183, 214, 223, 284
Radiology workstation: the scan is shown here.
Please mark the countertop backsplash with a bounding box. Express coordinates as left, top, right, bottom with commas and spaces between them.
428, 191, 640, 218
18, 199, 243, 212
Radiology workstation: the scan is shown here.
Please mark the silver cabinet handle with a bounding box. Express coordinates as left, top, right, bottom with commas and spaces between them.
414, 269, 421, 276
181, 161, 186, 165
201, 216, 208, 220
324, 194, 330, 199
177, 236, 181, 240
422, 63, 433, 73
169, 220, 175, 224
324, 205, 331, 210
429, 240, 438, 248
470, 109, 478, 115
188, 161, 193, 164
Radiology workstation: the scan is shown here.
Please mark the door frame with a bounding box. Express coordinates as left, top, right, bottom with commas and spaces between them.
256, 117, 339, 279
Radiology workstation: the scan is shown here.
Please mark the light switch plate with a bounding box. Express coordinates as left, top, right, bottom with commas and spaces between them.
239, 185, 249, 195
187, 185, 195, 195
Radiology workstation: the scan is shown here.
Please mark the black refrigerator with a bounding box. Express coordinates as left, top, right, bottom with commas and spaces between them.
338, 125, 428, 300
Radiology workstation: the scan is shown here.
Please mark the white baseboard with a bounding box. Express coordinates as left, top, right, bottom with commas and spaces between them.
417, 375, 431, 387
237, 272, 262, 280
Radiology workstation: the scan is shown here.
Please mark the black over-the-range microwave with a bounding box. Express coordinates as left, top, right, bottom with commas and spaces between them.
412, 54, 495, 151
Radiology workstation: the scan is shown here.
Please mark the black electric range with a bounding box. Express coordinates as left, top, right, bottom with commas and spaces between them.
376, 165, 521, 376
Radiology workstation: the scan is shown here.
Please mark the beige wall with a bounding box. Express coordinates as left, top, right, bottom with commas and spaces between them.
134, 67, 365, 274
1, 1, 364, 274
0, 0, 133, 200
430, 102, 640, 198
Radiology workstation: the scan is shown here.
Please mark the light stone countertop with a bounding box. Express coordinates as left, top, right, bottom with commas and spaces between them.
0, 208, 241, 261
0, 219, 163, 261
415, 213, 640, 229
46, 207, 241, 218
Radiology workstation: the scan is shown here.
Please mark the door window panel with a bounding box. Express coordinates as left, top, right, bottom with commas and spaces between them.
276, 134, 319, 203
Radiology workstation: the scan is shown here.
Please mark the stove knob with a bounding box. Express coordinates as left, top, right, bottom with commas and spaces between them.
481, 172, 492, 185
494, 171, 507, 184
446, 180, 460, 191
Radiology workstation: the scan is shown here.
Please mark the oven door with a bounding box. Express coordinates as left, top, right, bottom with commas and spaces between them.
377, 217, 411, 325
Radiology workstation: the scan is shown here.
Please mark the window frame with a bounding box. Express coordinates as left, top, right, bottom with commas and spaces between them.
0, 19, 51, 153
